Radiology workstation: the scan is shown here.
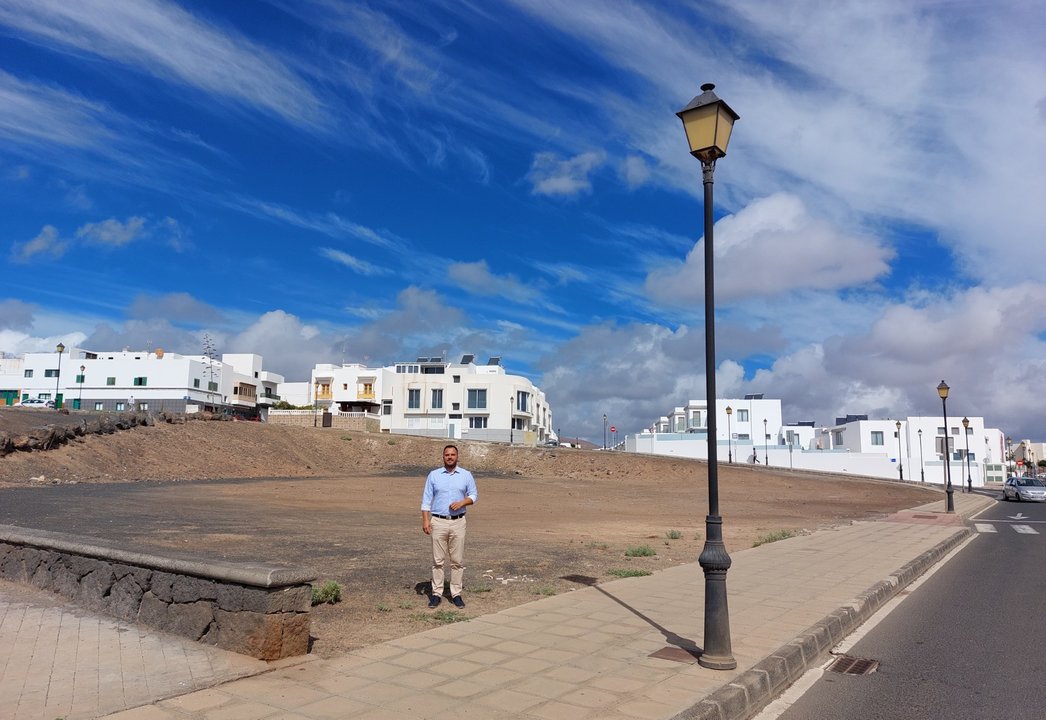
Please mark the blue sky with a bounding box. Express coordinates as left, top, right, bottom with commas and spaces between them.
2, 0, 1045, 443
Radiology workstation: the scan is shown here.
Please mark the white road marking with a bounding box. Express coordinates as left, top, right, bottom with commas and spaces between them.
752, 535, 978, 720
1009, 513, 1027, 520
975, 523, 997, 533
1012, 525, 1038, 534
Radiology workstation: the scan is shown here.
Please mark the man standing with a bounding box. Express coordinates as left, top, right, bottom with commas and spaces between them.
421, 444, 478, 609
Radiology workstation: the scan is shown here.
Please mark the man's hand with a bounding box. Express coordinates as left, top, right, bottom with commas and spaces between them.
422, 520, 431, 535
449, 501, 463, 512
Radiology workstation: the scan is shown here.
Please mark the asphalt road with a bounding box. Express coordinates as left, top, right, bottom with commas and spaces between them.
777, 491, 1046, 719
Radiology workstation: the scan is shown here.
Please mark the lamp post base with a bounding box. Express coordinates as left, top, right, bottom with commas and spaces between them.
945, 485, 955, 513
698, 515, 736, 670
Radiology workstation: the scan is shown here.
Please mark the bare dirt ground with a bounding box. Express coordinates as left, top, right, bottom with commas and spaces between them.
0, 409, 941, 657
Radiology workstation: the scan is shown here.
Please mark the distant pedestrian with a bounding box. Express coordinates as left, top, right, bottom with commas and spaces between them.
421, 444, 478, 609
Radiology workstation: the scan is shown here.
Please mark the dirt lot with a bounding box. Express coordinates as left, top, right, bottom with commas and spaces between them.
0, 409, 940, 657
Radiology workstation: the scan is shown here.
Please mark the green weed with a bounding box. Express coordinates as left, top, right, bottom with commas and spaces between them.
311, 580, 342, 605
752, 530, 796, 547
607, 569, 653, 578
665, 529, 683, 540
624, 545, 656, 557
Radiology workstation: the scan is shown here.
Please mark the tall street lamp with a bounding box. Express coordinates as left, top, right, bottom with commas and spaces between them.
962, 417, 973, 492
918, 428, 926, 482
1006, 436, 1013, 475
937, 381, 954, 513
725, 406, 733, 463
78, 364, 85, 410
54, 342, 64, 408
763, 418, 769, 466
895, 421, 904, 481
678, 82, 739, 671
509, 396, 514, 445
313, 381, 319, 428
603, 413, 608, 451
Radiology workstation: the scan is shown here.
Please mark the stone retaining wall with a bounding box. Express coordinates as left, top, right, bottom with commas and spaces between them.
0, 524, 316, 660
267, 411, 379, 432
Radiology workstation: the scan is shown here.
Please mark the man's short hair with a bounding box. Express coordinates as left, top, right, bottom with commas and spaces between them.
444, 444, 458, 453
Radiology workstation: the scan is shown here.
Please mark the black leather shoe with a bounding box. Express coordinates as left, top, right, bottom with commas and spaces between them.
428, 595, 441, 608
451, 596, 465, 609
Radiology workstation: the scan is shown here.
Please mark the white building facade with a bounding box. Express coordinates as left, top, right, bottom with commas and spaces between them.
0, 346, 283, 419
287, 355, 553, 445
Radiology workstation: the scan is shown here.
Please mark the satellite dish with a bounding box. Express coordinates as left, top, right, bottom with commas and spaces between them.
155, 348, 165, 358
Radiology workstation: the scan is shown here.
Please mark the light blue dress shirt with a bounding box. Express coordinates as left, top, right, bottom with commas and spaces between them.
421, 466, 478, 516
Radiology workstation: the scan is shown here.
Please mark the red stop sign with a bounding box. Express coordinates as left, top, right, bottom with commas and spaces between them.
610, 426, 616, 433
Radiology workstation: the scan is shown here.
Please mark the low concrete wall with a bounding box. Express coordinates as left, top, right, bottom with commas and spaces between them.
267, 411, 379, 432
0, 524, 316, 660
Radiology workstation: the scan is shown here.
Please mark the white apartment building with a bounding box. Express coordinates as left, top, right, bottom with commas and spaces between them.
0, 346, 283, 418
629, 398, 1004, 487
286, 355, 553, 445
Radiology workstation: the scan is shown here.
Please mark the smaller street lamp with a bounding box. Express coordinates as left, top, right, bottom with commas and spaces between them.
603, 413, 608, 451
938, 381, 954, 513
509, 396, 514, 445
895, 421, 904, 481
54, 342, 65, 408
763, 418, 769, 466
788, 435, 794, 470
918, 429, 926, 482
1006, 436, 1013, 475
313, 381, 319, 427
962, 417, 972, 492
725, 406, 733, 463
78, 364, 85, 410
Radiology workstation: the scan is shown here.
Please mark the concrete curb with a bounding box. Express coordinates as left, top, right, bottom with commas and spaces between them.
0, 523, 316, 587
670, 524, 974, 720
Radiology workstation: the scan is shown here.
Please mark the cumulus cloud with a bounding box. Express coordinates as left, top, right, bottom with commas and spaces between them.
447, 260, 540, 303
527, 150, 605, 197
127, 292, 225, 325
645, 193, 894, 304
0, 299, 36, 330
11, 225, 68, 262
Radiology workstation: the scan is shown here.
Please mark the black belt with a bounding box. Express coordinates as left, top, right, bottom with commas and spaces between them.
431, 514, 465, 520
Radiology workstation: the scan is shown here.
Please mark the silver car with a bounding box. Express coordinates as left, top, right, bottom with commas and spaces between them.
1002, 476, 1046, 502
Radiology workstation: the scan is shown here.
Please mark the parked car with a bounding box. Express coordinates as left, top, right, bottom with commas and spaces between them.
1002, 476, 1046, 502
18, 398, 54, 408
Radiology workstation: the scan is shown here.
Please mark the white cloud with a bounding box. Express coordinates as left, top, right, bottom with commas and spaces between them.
11, 225, 68, 262
0, 299, 36, 330
447, 260, 541, 304
527, 151, 605, 197
76, 216, 147, 247
645, 193, 894, 303
128, 292, 225, 324
319, 247, 389, 276
620, 155, 650, 188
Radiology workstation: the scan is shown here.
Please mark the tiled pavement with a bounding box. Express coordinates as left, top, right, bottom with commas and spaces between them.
1, 491, 994, 720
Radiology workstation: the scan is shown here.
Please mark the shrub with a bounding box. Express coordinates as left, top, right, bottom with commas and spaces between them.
624, 545, 656, 557
607, 569, 652, 578
311, 580, 342, 605
665, 530, 682, 540
752, 530, 796, 547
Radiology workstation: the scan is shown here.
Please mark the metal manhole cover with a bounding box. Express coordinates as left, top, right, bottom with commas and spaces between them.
827, 654, 879, 674
649, 646, 701, 663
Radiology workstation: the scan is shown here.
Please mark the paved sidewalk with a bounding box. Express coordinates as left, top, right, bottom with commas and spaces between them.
3, 491, 992, 720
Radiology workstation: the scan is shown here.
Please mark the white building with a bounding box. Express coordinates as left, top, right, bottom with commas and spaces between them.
629, 398, 1004, 487
0, 346, 283, 418
284, 355, 553, 445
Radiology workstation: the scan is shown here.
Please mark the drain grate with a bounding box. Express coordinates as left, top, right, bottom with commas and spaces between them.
826, 654, 879, 675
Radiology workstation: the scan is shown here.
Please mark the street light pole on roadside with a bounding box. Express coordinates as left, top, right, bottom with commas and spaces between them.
938, 381, 955, 513
78, 364, 85, 410
896, 420, 904, 481
313, 381, 319, 428
763, 418, 769, 466
918, 428, 926, 482
962, 417, 972, 492
677, 82, 739, 671
603, 413, 607, 451
725, 406, 733, 463
509, 396, 514, 445
54, 342, 64, 408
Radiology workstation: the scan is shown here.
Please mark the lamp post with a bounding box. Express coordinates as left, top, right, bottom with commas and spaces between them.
962, 417, 972, 492
895, 420, 904, 481
603, 413, 608, 451
677, 82, 739, 670
54, 342, 64, 408
918, 429, 925, 482
509, 396, 514, 445
78, 364, 85, 410
1006, 436, 1013, 476
725, 406, 733, 463
937, 381, 954, 513
763, 418, 769, 466
313, 381, 319, 428
788, 436, 794, 470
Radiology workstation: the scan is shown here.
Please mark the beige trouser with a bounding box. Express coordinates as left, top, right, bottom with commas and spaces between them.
430, 516, 467, 598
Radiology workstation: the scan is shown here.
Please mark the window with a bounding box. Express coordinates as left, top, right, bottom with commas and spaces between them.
737, 433, 751, 440
737, 409, 749, 422
871, 431, 884, 446
140, 403, 148, 410
468, 416, 488, 429
133, 376, 147, 386
936, 436, 954, 455
193, 378, 200, 388
208, 381, 218, 391
431, 389, 443, 409
513, 418, 524, 430
94, 402, 104, 411
467, 388, 487, 409
516, 391, 529, 412
107, 377, 116, 386
453, 375, 461, 383
675, 417, 685, 431
24, 369, 33, 378
690, 411, 702, 428
382, 401, 392, 416
45, 369, 59, 378
343, 383, 348, 390
116, 402, 125, 411
452, 402, 460, 411
951, 427, 959, 435
408, 388, 421, 409
833, 431, 844, 445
